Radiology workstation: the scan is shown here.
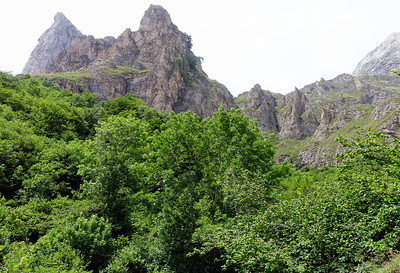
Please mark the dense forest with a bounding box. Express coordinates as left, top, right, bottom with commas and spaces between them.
0, 71, 400, 272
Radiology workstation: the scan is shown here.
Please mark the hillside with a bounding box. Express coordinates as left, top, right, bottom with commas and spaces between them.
23, 5, 235, 117
353, 32, 400, 76
1, 71, 400, 272
22, 5, 400, 167
3, 5, 400, 272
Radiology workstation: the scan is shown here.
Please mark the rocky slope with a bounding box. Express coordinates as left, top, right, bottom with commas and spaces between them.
236, 74, 400, 167
23, 6, 400, 167
353, 32, 400, 76
23, 13, 83, 74
23, 5, 235, 117
235, 84, 280, 132
233, 31, 400, 167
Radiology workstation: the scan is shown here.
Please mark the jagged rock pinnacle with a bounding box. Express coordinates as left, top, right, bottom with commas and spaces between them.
22, 5, 235, 117
22, 12, 82, 74
54, 12, 68, 23
139, 5, 173, 31
353, 32, 400, 76
252, 83, 262, 91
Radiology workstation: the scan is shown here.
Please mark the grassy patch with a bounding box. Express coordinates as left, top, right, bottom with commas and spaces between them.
35, 71, 93, 83
235, 93, 249, 104
369, 255, 400, 273
275, 138, 311, 161
275, 105, 379, 165
99, 66, 148, 77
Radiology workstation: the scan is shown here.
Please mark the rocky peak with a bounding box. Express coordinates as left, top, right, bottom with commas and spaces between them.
248, 84, 276, 107
22, 12, 82, 74
23, 5, 235, 117
278, 88, 318, 139
54, 12, 68, 24
236, 84, 279, 133
353, 32, 400, 76
139, 5, 173, 32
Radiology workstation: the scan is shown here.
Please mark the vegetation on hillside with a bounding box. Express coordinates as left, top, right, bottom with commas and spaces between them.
1, 72, 400, 272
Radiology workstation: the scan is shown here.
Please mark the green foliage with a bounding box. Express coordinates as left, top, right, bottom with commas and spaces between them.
99, 94, 167, 130
0, 118, 45, 199
142, 107, 281, 271
3, 71, 400, 272
4, 197, 100, 242
20, 140, 87, 200
188, 56, 197, 70
101, 238, 148, 273
89, 115, 151, 232
1, 240, 89, 273
99, 66, 148, 77
29, 98, 90, 139
175, 55, 183, 69
34, 215, 112, 271
185, 33, 193, 49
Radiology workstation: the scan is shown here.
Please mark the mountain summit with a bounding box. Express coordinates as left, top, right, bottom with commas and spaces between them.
140, 4, 173, 31
22, 5, 235, 116
353, 32, 400, 76
23, 6, 400, 167
22, 12, 82, 74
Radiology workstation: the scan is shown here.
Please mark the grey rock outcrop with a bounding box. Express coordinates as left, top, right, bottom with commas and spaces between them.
23, 5, 234, 117
278, 88, 318, 139
235, 84, 279, 133
237, 71, 400, 167
54, 35, 116, 72
23, 12, 82, 74
23, 7, 400, 167
353, 32, 400, 76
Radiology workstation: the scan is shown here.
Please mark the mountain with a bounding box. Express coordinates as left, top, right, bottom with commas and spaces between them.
236, 74, 400, 167
23, 12, 83, 74
23, 6, 400, 167
231, 32, 400, 166
235, 84, 280, 133
353, 32, 400, 76
23, 5, 235, 117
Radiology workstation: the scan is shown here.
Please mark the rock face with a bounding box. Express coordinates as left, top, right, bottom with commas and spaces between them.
23, 13, 82, 74
353, 32, 400, 76
24, 8, 400, 167
237, 73, 400, 167
278, 88, 318, 139
23, 5, 235, 117
235, 84, 279, 133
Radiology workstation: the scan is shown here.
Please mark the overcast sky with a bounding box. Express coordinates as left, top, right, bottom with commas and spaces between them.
1, 0, 399, 95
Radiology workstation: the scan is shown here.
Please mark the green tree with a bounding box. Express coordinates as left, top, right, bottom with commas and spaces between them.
21, 140, 87, 200
201, 107, 278, 218
33, 215, 113, 271
145, 108, 281, 272
99, 94, 166, 130
89, 115, 150, 232
0, 118, 44, 199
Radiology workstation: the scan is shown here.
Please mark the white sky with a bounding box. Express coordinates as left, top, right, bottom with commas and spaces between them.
0, 0, 399, 96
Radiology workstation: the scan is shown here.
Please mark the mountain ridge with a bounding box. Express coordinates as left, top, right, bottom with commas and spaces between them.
22, 5, 400, 167
23, 5, 235, 117
353, 32, 400, 76
23, 12, 82, 74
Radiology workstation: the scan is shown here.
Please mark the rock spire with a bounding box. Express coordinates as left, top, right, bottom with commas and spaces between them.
353, 32, 400, 76
22, 12, 82, 74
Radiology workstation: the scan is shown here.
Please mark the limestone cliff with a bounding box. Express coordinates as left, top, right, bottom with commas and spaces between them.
238, 74, 400, 167
353, 32, 400, 76
235, 84, 279, 133
23, 7, 400, 167
23, 13, 82, 74
278, 88, 318, 139
23, 5, 235, 117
